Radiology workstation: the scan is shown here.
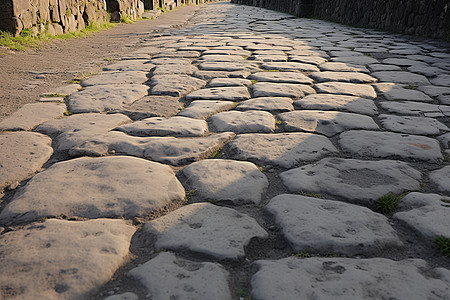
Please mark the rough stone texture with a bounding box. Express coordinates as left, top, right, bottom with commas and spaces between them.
319, 62, 369, 73
129, 252, 232, 300
70, 131, 235, 166
380, 101, 450, 117
181, 159, 268, 205
394, 192, 450, 239
150, 75, 206, 97
314, 82, 377, 99
251, 257, 450, 300
104, 293, 138, 300
266, 194, 402, 255
0, 156, 185, 223
0, 102, 66, 131
0, 219, 136, 299
186, 86, 251, 101
374, 83, 433, 102
207, 77, 252, 87
178, 100, 236, 119
208, 110, 275, 133
81, 71, 149, 87
262, 62, 319, 72
152, 64, 198, 75
115, 116, 208, 137
431, 74, 450, 87
199, 61, 259, 72
278, 110, 378, 137
293, 94, 377, 115
68, 84, 150, 113
42, 83, 82, 96
227, 133, 338, 168
331, 55, 378, 65
372, 71, 430, 85
143, 203, 268, 259
429, 166, 450, 194
0, 132, 53, 192
379, 114, 449, 135
103, 60, 155, 72
310, 71, 377, 83
251, 82, 315, 98
109, 95, 183, 120
248, 72, 313, 84
236, 97, 294, 113
280, 157, 421, 204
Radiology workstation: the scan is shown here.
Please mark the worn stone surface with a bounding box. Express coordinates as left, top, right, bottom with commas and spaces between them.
0, 156, 185, 223
319, 62, 369, 73
0, 102, 66, 131
379, 114, 449, 135
181, 159, 268, 204
431, 74, 450, 87
331, 55, 378, 65
152, 64, 198, 75
293, 94, 377, 115
251, 257, 450, 300
311, 71, 377, 83
429, 166, 450, 194
109, 95, 184, 119
236, 97, 294, 113
150, 75, 206, 97
372, 71, 430, 85
199, 61, 259, 72
374, 83, 433, 102
278, 110, 378, 137
207, 77, 252, 87
262, 62, 320, 72
0, 219, 136, 299
42, 84, 82, 97
129, 252, 232, 300
81, 71, 149, 87
209, 110, 275, 133
380, 101, 450, 117
186, 86, 251, 101
266, 194, 402, 254
280, 157, 421, 204
103, 60, 155, 72
248, 72, 313, 84
314, 82, 377, 98
251, 82, 315, 98
178, 100, 236, 119
104, 292, 138, 300
143, 203, 268, 259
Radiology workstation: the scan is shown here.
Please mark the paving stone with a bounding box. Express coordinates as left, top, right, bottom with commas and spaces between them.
261, 62, 320, 72
129, 252, 232, 300
251, 257, 450, 300
104, 292, 138, 300
368, 64, 402, 72
373, 83, 433, 102
251, 54, 287, 62
251, 82, 315, 98
280, 157, 421, 204
81, 71, 149, 87
202, 49, 251, 56
186, 86, 251, 101
394, 192, 450, 239
339, 130, 443, 162
0, 156, 185, 223
438, 94, 450, 105
266, 194, 402, 255
68, 84, 150, 114
382, 58, 426, 66
153, 51, 201, 58
418, 85, 450, 97
236, 97, 294, 113
379, 114, 449, 135
408, 65, 446, 77
178, 100, 236, 119
208, 110, 275, 133
115, 116, 208, 137
289, 55, 327, 65
331, 55, 378, 65
431, 74, 450, 87
0, 132, 52, 192
248, 72, 313, 84
181, 159, 268, 205
42, 83, 82, 97
152, 64, 198, 75
70, 131, 235, 166
0, 218, 136, 299
196, 55, 246, 62
380, 101, 450, 117
151, 57, 192, 65
150, 75, 206, 97
438, 132, 450, 148
293, 94, 377, 115
103, 60, 155, 72
429, 166, 450, 194
207, 77, 252, 87
314, 82, 377, 99
193, 70, 252, 80
311, 71, 377, 83
319, 62, 369, 73
278, 110, 378, 137
227, 133, 338, 168
37, 96, 65, 102
371, 71, 430, 85
143, 203, 268, 259
199, 62, 259, 72
0, 102, 66, 131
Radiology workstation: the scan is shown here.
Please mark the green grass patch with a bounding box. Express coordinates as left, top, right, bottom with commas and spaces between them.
299, 192, 322, 199
184, 189, 197, 201
103, 57, 112, 61
250, 80, 258, 85
434, 236, 450, 257
157, 7, 170, 13
209, 148, 223, 159
375, 193, 406, 214
120, 15, 134, 24
405, 84, 418, 90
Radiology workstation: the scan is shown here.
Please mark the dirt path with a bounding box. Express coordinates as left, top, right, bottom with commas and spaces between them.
0, 5, 201, 121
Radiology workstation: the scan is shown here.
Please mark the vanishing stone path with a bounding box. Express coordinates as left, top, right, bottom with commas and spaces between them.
1, 2, 450, 299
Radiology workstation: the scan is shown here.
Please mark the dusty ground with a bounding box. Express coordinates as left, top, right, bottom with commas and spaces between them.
0, 5, 201, 122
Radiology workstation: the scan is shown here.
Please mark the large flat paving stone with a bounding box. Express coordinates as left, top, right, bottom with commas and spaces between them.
143, 203, 268, 259
331, 55, 378, 65
374, 83, 433, 102
0, 102, 66, 131
227, 133, 338, 168
0, 156, 185, 223
266, 194, 402, 255
319, 62, 369, 73
248, 72, 313, 84
207, 77, 252, 87
251, 257, 450, 300
289, 55, 327, 65
115, 116, 208, 137
278, 110, 378, 137
35, 113, 131, 151
0, 218, 136, 299
236, 97, 294, 113
196, 54, 245, 62
379, 114, 449, 135
429, 166, 450, 194
262, 62, 319, 72
103, 59, 155, 72
379, 101, 450, 117
0, 132, 53, 192
372, 71, 430, 85
150, 75, 206, 97
280, 158, 421, 205
431, 74, 450, 87
339, 130, 443, 162
109, 95, 183, 120
129, 252, 232, 300
315, 82, 377, 98
81, 71, 149, 87
178, 100, 236, 119
194, 70, 252, 80
199, 61, 259, 72
293, 94, 377, 115
251, 82, 315, 98
310, 71, 377, 83
186, 86, 251, 101
208, 110, 275, 133
181, 159, 268, 205
151, 64, 198, 75
394, 192, 450, 239
70, 131, 235, 166
68, 84, 150, 113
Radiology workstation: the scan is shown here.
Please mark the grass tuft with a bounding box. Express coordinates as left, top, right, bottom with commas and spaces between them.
434, 236, 450, 257
375, 193, 406, 214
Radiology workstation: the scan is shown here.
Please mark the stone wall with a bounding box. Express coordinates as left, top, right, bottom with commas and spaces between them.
231, 0, 450, 40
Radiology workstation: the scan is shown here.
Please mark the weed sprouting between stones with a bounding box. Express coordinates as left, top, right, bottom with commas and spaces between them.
184, 189, 197, 201
434, 236, 450, 257
209, 148, 223, 159
299, 192, 322, 199
375, 193, 407, 214
405, 84, 418, 90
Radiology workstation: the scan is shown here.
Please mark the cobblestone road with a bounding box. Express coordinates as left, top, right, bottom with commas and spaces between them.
1, 2, 450, 299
